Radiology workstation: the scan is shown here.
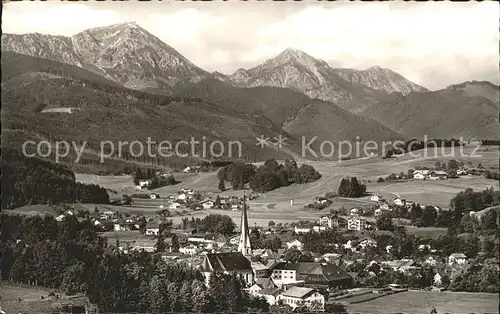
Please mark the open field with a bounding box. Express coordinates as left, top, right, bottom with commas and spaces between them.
64, 146, 500, 226
1, 283, 87, 314
348, 290, 499, 314
1, 283, 55, 302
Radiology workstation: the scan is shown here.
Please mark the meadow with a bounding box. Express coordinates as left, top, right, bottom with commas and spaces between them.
348, 290, 499, 314
72, 146, 499, 227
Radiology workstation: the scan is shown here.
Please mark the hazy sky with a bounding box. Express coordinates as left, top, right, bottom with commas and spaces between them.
3, 1, 499, 90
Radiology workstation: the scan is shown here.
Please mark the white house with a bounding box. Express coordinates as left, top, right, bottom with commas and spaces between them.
374, 208, 382, 216
286, 239, 303, 251
138, 179, 153, 189
350, 208, 360, 215
380, 203, 390, 210
312, 225, 327, 232
149, 193, 159, 200
370, 195, 382, 202
276, 287, 325, 311
318, 216, 333, 229
457, 169, 468, 176
202, 200, 215, 209
425, 256, 437, 266
433, 271, 449, 287
248, 278, 280, 306
231, 204, 241, 211
55, 215, 66, 222
448, 253, 467, 265
294, 226, 311, 234
413, 173, 426, 180
145, 223, 160, 236
169, 202, 182, 210
359, 237, 377, 250
179, 244, 198, 255
394, 198, 406, 206
347, 216, 366, 231
177, 193, 188, 201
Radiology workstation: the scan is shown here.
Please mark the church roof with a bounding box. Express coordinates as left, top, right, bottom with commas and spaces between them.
200, 252, 252, 272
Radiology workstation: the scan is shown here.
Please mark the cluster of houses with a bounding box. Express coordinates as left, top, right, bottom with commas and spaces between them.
412, 169, 449, 180
99, 194, 473, 312
370, 194, 443, 218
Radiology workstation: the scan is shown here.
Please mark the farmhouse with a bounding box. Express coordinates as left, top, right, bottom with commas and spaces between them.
413, 172, 427, 180
370, 194, 383, 202
430, 171, 448, 180
276, 287, 325, 311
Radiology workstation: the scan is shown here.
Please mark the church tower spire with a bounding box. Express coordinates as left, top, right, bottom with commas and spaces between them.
238, 192, 252, 256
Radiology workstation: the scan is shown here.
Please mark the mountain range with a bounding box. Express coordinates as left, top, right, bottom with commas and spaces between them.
2, 22, 498, 169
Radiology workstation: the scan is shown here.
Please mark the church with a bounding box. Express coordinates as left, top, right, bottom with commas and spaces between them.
199, 193, 254, 286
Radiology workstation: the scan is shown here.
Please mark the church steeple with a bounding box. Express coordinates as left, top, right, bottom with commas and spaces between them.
238, 192, 252, 256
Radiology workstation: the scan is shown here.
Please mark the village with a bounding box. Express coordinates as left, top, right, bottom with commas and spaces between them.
47, 172, 493, 312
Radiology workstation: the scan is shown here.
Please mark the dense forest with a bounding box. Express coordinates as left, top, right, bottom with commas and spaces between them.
0, 213, 269, 313
1, 148, 109, 209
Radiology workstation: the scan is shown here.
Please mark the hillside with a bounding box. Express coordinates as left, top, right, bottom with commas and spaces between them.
359, 88, 499, 140
2, 22, 209, 91
226, 48, 425, 113
1, 53, 301, 172
332, 66, 428, 95
447, 81, 500, 109
173, 78, 402, 147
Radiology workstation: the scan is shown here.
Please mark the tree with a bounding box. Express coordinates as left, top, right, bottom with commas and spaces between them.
122, 195, 132, 206
376, 211, 395, 231
447, 159, 459, 171
155, 235, 166, 252
171, 234, 180, 252
283, 247, 303, 263
337, 177, 366, 198
250, 169, 281, 192
133, 168, 144, 186
214, 195, 221, 208
295, 164, 321, 184
421, 206, 437, 227
218, 179, 225, 191
325, 302, 348, 313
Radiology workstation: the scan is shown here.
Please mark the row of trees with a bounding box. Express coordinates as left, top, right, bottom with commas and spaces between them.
2, 148, 109, 208
217, 159, 321, 193
1, 213, 268, 313
383, 139, 464, 158
180, 214, 236, 235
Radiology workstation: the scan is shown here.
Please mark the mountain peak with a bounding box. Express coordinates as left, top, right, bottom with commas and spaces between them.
367, 65, 385, 72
